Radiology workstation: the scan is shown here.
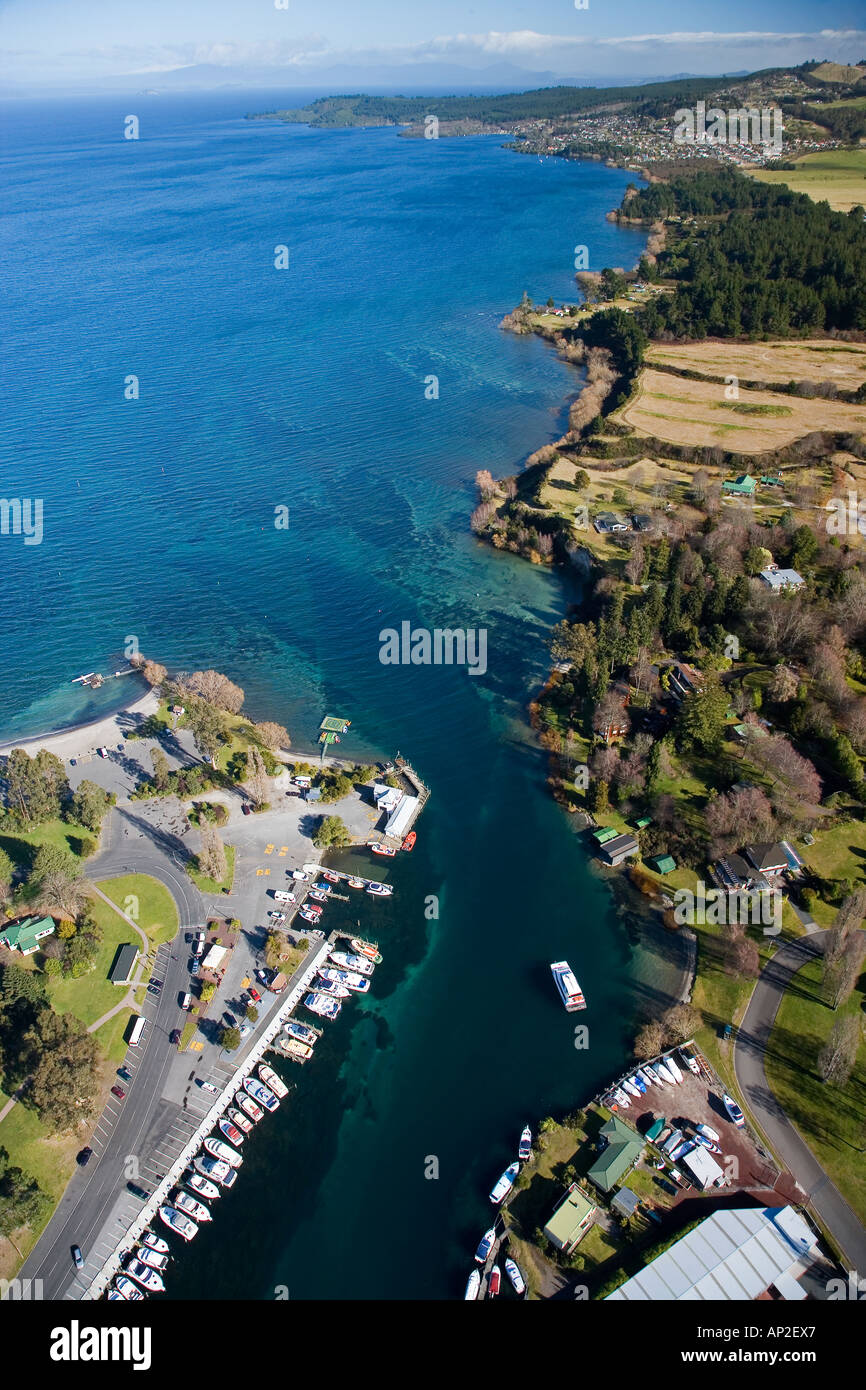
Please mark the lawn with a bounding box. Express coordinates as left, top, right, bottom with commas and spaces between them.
188, 844, 236, 894
748, 149, 866, 213
0, 1088, 80, 1273
765, 951, 866, 1224
0, 817, 94, 874
97, 873, 179, 948
801, 817, 866, 926
47, 892, 136, 1028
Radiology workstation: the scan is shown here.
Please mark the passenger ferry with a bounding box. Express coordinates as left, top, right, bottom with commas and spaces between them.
550, 961, 587, 1012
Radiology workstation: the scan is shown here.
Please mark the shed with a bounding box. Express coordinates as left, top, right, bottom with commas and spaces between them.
592, 826, 619, 845
611, 1187, 641, 1219
543, 1183, 597, 1252
109, 943, 140, 985
648, 854, 676, 875
385, 794, 419, 841
600, 833, 640, 867
633, 816, 652, 830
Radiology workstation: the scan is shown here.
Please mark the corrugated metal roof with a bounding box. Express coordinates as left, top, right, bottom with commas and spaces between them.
607, 1207, 816, 1302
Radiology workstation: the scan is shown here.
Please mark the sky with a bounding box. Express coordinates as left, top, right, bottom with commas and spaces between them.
1, 0, 864, 91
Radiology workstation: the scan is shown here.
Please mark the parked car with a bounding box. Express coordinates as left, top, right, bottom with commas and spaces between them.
722, 1023, 733, 1040
76, 1147, 93, 1167
198, 1080, 218, 1093
110, 1085, 126, 1100
117, 1067, 132, 1082
242, 803, 252, 815
223, 1011, 238, 1028
195, 929, 205, 942
127, 1182, 149, 1201
147, 978, 162, 995
72, 1245, 84, 1269
170, 1029, 182, 1046
248, 987, 262, 1004
187, 958, 199, 975
256, 969, 272, 986
291, 869, 308, 881
181, 993, 193, 1011
193, 939, 204, 957
239, 1022, 251, 1039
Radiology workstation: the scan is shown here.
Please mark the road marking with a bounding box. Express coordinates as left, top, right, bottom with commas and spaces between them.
264, 844, 274, 855
278, 847, 288, 856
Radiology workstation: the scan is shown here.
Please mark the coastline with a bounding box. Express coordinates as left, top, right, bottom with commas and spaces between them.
0, 688, 159, 759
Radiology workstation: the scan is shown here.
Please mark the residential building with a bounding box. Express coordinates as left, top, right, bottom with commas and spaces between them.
593, 511, 630, 534
606, 1206, 819, 1301
668, 662, 705, 701
587, 1114, 644, 1193
760, 567, 805, 593
0, 915, 55, 956
611, 1187, 641, 1219
543, 1183, 597, 1252
744, 843, 789, 877
722, 473, 757, 496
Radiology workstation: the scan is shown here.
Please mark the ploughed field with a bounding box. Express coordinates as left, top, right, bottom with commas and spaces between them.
612, 366, 866, 454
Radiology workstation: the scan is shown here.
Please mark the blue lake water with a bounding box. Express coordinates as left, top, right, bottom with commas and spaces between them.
0, 92, 668, 1298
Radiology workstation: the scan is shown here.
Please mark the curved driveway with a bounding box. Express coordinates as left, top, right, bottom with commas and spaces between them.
734, 929, 866, 1274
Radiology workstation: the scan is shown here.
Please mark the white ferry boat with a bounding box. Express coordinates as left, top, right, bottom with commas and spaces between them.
550, 961, 587, 1012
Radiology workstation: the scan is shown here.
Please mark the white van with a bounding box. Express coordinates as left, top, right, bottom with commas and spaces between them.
181, 993, 192, 1011
274, 890, 294, 903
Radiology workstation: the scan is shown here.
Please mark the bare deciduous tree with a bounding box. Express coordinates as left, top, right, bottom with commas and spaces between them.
817, 1015, 861, 1086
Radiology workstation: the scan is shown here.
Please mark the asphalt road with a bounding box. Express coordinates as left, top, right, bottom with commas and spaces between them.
734, 930, 866, 1275
17, 810, 207, 1300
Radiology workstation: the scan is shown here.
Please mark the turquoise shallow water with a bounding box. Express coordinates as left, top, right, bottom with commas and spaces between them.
0, 92, 664, 1298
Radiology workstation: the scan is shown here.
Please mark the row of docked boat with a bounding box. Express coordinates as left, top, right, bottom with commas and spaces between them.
464, 1126, 533, 1300
108, 1064, 290, 1300
302, 936, 380, 1022
603, 1047, 698, 1111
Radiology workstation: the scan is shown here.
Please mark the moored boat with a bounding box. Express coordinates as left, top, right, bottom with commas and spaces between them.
366, 882, 392, 896
328, 950, 373, 975
135, 1245, 169, 1271
550, 960, 586, 1012
487, 1265, 501, 1297
474, 1228, 496, 1264
504, 1257, 526, 1296
158, 1206, 198, 1242
321, 869, 340, 883
464, 1269, 481, 1300
722, 1093, 745, 1128
313, 976, 350, 998
638, 1067, 660, 1089
349, 937, 382, 962
228, 1107, 253, 1135
282, 1037, 314, 1062
204, 1135, 243, 1168
518, 1126, 532, 1162
218, 1117, 245, 1146
317, 966, 369, 993
284, 1019, 320, 1046
652, 1061, 676, 1086
489, 1162, 519, 1205
185, 1171, 220, 1201
696, 1122, 720, 1143
305, 991, 342, 1019
243, 1076, 279, 1110
194, 1155, 231, 1185
370, 842, 396, 857
664, 1055, 684, 1083
629, 1073, 647, 1093
402, 831, 416, 852
141, 1232, 170, 1255
125, 1259, 165, 1292
622, 1078, 642, 1099
174, 1190, 212, 1223
236, 1092, 263, 1123
115, 1275, 146, 1301
612, 1086, 631, 1108
299, 907, 322, 924
308, 889, 329, 903
347, 877, 365, 889
258, 1064, 289, 1100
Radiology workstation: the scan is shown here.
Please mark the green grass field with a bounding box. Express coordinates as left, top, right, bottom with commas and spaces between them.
0, 817, 94, 873
97, 873, 179, 948
749, 149, 866, 213
765, 951, 866, 1225
46, 893, 137, 1028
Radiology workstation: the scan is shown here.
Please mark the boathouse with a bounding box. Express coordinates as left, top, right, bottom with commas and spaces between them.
384, 794, 419, 841
543, 1183, 597, 1252
587, 1115, 644, 1193
599, 833, 640, 867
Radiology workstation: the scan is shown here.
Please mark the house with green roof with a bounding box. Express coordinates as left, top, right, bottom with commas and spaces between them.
543, 1183, 597, 1252
0, 915, 55, 956
722, 473, 756, 496
648, 854, 676, 875
587, 1114, 644, 1194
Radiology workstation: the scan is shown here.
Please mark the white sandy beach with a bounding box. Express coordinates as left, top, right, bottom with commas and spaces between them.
0, 689, 160, 761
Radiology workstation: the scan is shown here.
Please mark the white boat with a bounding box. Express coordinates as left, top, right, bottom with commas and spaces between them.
612, 1087, 631, 1108
313, 977, 351, 998
282, 1037, 314, 1062
638, 1067, 660, 1089
504, 1257, 526, 1296
135, 1245, 168, 1271
629, 1073, 647, 1093
244, 1076, 279, 1110
366, 882, 393, 896
204, 1136, 243, 1168
218, 1117, 245, 1146
185, 1171, 220, 1201
174, 1191, 212, 1223
159, 1205, 198, 1242
722, 1093, 746, 1128
474, 1228, 496, 1264
141, 1232, 169, 1255
622, 1078, 642, 1099
664, 1055, 684, 1083
369, 842, 396, 857
317, 966, 369, 993
284, 1020, 320, 1046
489, 1162, 520, 1205
679, 1048, 701, 1075
350, 938, 382, 962
258, 1064, 289, 1100
652, 1062, 676, 1086
194, 1155, 231, 1185
464, 1269, 481, 1300
518, 1126, 532, 1162
694, 1133, 722, 1154
236, 1092, 263, 1123
550, 961, 586, 1012
228, 1107, 253, 1135
125, 1259, 165, 1292
328, 950, 373, 976
696, 1123, 720, 1143
115, 1276, 145, 1301
305, 991, 342, 1019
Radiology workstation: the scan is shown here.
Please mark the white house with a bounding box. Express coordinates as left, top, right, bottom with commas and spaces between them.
760, 567, 805, 593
